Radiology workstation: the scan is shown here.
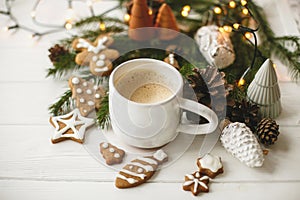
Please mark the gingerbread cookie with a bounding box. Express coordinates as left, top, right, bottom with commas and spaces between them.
69, 76, 105, 117
100, 142, 125, 165
72, 35, 119, 76
183, 171, 209, 196
49, 109, 94, 144
115, 149, 168, 188
197, 153, 223, 178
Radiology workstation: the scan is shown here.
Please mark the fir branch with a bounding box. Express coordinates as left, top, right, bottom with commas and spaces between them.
46, 51, 79, 78
180, 63, 195, 78
75, 16, 125, 28
48, 90, 73, 116
96, 93, 110, 129
248, 1, 300, 80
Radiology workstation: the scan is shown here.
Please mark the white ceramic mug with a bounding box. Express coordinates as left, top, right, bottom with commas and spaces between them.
109, 58, 218, 148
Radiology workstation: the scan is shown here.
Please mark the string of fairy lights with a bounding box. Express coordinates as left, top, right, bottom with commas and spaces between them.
1, 0, 266, 85
0, 0, 101, 38
178, 0, 263, 86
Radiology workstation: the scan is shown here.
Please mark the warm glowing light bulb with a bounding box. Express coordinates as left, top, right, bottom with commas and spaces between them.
214, 6, 222, 14
244, 32, 252, 39
183, 5, 191, 12
223, 25, 232, 32
242, 8, 249, 15
229, 1, 236, 8
233, 23, 240, 30
219, 27, 225, 33
124, 14, 130, 22
65, 21, 73, 30
99, 22, 106, 31
181, 10, 189, 17
148, 8, 153, 15
241, 0, 247, 6
238, 78, 245, 86
31, 10, 36, 18
3, 26, 9, 32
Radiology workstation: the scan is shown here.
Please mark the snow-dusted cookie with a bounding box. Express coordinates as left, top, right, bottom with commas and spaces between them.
197, 153, 223, 178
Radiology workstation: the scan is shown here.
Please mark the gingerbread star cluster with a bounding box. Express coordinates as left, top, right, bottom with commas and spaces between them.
182, 153, 224, 196
72, 35, 119, 76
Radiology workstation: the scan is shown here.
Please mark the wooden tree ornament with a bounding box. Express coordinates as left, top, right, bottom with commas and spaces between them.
155, 3, 179, 40
247, 59, 282, 118
128, 0, 154, 41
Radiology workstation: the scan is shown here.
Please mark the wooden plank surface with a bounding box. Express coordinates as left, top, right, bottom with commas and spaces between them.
0, 0, 300, 199
1, 180, 299, 200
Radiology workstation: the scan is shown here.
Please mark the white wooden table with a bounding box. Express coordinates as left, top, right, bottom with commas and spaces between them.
1, 1, 300, 199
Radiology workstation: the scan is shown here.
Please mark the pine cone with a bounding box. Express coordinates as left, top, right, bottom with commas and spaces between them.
221, 122, 264, 168
48, 44, 68, 63
184, 66, 230, 123
256, 118, 280, 146
226, 100, 261, 131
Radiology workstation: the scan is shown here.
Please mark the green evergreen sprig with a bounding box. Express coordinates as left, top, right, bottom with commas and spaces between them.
46, 51, 80, 78
96, 93, 110, 129
48, 90, 73, 116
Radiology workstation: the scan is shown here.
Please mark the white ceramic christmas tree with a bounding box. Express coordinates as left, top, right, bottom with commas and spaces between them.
247, 59, 282, 118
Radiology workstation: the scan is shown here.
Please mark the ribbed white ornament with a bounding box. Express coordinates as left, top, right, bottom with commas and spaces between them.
247, 59, 282, 118
220, 122, 264, 168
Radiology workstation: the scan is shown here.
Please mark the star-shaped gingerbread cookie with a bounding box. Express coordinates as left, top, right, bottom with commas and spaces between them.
49, 109, 94, 144
183, 171, 209, 196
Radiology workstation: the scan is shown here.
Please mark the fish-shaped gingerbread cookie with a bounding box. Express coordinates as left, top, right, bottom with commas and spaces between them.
115, 149, 168, 188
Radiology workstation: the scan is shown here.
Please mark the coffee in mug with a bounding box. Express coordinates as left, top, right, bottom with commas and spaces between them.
109, 58, 218, 148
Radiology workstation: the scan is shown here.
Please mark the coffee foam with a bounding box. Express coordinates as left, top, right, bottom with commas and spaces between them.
115, 68, 175, 100
130, 83, 172, 104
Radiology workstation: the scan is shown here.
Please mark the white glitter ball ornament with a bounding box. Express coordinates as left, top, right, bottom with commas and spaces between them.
220, 122, 264, 168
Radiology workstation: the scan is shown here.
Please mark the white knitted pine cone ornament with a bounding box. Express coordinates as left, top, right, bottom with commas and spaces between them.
220, 122, 264, 167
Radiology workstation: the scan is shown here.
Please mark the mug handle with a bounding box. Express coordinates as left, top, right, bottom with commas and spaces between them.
176, 97, 219, 135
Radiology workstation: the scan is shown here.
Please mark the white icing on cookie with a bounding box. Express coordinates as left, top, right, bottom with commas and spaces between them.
95, 93, 101, 99
94, 66, 109, 72
99, 54, 106, 60
131, 161, 154, 172
120, 169, 146, 180
72, 77, 80, 85
51, 109, 94, 141
76, 88, 82, 94
153, 149, 167, 162
137, 168, 143, 173
102, 142, 108, 149
114, 153, 120, 158
96, 60, 105, 67
136, 157, 158, 165
83, 82, 88, 87
86, 89, 92, 94
79, 98, 85, 103
92, 55, 98, 62
109, 148, 115, 153
87, 101, 94, 106
117, 174, 138, 184
199, 154, 223, 173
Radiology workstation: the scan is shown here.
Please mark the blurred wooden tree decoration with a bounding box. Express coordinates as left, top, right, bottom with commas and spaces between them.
247, 59, 282, 118
155, 3, 179, 40
128, 0, 154, 41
